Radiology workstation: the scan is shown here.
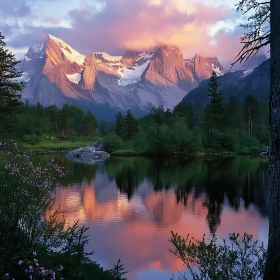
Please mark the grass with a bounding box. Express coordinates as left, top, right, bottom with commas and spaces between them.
20, 139, 96, 153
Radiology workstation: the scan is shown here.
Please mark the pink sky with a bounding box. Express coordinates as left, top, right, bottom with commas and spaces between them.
2, 0, 264, 68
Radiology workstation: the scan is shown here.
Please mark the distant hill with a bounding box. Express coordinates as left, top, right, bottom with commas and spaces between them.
182, 59, 270, 105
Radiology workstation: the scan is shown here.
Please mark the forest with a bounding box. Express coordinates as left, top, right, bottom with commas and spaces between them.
105, 72, 269, 154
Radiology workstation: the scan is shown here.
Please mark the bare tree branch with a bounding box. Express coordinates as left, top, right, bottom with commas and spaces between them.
231, 0, 270, 70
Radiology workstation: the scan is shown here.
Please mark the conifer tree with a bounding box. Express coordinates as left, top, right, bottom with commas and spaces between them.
208, 71, 224, 130
83, 111, 96, 137
225, 95, 244, 133
36, 102, 44, 119
125, 109, 138, 140
204, 71, 224, 143
243, 94, 257, 135
58, 104, 69, 138
115, 111, 125, 139
0, 33, 23, 138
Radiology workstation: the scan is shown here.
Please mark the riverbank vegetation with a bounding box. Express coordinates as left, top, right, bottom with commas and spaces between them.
0, 142, 127, 280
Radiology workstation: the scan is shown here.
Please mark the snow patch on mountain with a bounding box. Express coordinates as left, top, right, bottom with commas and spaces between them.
66, 73, 82, 84
212, 64, 222, 76
117, 60, 150, 86
94, 52, 122, 62
242, 68, 254, 77
48, 34, 85, 65
135, 52, 154, 63
31, 42, 44, 53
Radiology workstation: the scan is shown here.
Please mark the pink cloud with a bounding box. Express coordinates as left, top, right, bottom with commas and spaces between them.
9, 0, 249, 70
60, 0, 240, 60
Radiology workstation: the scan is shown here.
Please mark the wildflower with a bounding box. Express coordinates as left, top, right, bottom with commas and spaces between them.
18, 260, 23, 265
58, 265, 63, 271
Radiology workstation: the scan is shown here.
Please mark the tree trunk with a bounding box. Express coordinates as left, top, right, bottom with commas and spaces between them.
264, 0, 280, 278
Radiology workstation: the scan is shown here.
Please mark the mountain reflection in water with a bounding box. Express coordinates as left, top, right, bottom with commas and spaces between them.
36, 155, 269, 280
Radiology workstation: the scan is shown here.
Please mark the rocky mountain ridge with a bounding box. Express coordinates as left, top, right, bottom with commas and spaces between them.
18, 34, 226, 119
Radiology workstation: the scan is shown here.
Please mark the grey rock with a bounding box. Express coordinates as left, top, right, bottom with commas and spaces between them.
66, 146, 110, 164
91, 141, 104, 151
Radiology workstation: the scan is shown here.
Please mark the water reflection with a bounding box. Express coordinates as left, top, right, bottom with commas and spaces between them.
37, 155, 269, 280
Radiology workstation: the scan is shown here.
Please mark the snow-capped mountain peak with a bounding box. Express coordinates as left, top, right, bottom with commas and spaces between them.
18, 34, 229, 120
48, 34, 85, 65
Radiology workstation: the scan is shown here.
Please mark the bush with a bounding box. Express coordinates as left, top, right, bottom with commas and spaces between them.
104, 132, 125, 152
170, 231, 266, 280
23, 134, 40, 145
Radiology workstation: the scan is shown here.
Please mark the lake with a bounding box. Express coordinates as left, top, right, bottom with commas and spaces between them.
36, 155, 269, 280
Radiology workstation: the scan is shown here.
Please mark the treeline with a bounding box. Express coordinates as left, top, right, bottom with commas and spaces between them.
105, 72, 268, 154
12, 102, 98, 144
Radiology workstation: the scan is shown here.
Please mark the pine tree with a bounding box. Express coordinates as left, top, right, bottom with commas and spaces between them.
0, 33, 24, 138
204, 71, 224, 143
225, 96, 244, 134
243, 94, 257, 135
83, 111, 96, 137
125, 109, 138, 140
58, 105, 69, 138
36, 102, 44, 119
115, 112, 125, 139
208, 71, 224, 130
46, 104, 59, 134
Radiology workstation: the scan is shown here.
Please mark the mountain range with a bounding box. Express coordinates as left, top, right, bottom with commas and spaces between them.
19, 34, 226, 119
18, 34, 268, 120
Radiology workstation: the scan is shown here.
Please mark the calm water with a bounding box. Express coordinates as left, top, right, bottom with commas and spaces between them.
37, 155, 269, 280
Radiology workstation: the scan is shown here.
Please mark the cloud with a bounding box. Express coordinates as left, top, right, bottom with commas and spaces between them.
0, 0, 31, 19
4, 0, 250, 67
63, 0, 243, 62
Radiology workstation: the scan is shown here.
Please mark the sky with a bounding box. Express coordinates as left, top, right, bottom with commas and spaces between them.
0, 0, 264, 68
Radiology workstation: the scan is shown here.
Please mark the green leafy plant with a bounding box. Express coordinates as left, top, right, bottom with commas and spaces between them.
170, 231, 267, 280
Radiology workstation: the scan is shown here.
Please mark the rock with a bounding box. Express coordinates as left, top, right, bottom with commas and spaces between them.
66, 145, 110, 164
91, 141, 104, 151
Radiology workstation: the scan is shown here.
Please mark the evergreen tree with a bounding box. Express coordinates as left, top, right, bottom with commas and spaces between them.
115, 112, 125, 139
225, 96, 244, 134
173, 102, 194, 127
0, 33, 24, 139
58, 104, 69, 138
208, 71, 225, 130
83, 111, 96, 137
125, 109, 138, 140
243, 94, 257, 135
99, 120, 108, 136
36, 102, 44, 119
204, 71, 224, 144
46, 104, 59, 134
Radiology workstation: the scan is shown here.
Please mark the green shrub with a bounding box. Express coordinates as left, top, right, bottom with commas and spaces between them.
104, 132, 125, 152
170, 231, 266, 280
23, 134, 40, 145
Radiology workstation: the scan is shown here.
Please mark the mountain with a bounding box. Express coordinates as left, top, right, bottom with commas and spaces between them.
19, 34, 225, 119
185, 54, 224, 83
182, 59, 270, 105
231, 53, 268, 71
